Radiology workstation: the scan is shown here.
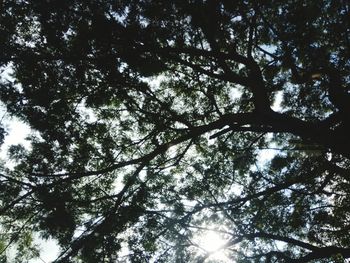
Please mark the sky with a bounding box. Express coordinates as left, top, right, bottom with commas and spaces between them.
0, 65, 59, 262
0, 115, 59, 262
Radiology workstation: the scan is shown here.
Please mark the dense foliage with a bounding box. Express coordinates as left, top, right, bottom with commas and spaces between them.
0, 1, 349, 262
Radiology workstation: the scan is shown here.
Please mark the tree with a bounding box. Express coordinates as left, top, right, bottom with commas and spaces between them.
0, 0, 349, 262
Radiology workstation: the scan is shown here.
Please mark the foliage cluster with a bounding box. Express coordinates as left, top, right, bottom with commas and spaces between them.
0, 1, 349, 262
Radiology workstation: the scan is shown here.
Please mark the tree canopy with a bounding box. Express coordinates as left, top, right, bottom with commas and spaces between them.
0, 0, 349, 262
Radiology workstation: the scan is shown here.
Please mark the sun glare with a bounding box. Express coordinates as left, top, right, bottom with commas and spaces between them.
197, 230, 231, 262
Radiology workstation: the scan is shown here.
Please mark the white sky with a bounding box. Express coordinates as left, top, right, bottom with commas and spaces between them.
0, 62, 58, 261
0, 116, 59, 262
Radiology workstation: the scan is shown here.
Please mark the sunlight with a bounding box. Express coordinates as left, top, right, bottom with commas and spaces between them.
200, 231, 225, 252
197, 229, 231, 262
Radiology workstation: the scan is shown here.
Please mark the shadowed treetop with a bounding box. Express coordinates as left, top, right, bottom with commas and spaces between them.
0, 1, 349, 262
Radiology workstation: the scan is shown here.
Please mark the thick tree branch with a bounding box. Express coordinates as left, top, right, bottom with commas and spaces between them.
29, 113, 257, 178
287, 246, 350, 263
